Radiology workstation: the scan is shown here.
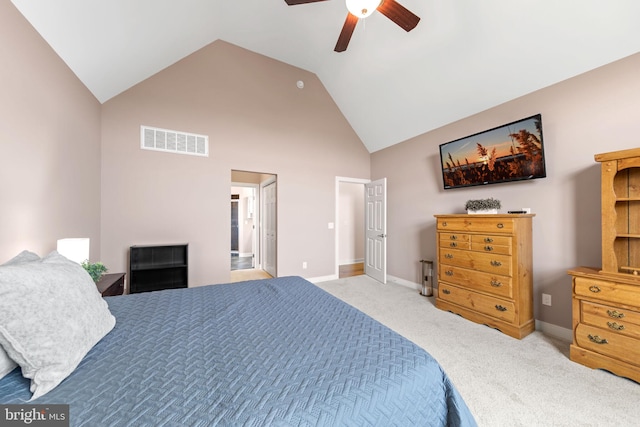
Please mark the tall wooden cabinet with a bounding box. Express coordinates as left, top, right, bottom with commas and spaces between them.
435, 214, 535, 339
568, 148, 640, 382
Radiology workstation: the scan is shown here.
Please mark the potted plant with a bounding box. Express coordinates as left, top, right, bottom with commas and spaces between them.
465, 198, 501, 214
82, 260, 108, 283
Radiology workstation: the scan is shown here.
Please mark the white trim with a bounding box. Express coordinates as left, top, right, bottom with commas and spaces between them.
387, 274, 421, 291
335, 177, 370, 280
339, 258, 364, 265
535, 320, 573, 342
306, 274, 339, 283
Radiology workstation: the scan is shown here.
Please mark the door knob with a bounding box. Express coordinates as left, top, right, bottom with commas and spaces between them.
378, 234, 387, 238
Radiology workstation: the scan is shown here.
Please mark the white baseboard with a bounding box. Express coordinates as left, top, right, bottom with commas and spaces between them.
338, 258, 364, 265
535, 320, 572, 342
307, 274, 339, 283
387, 275, 422, 291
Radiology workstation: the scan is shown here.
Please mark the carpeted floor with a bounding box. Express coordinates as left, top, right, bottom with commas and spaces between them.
315, 275, 640, 427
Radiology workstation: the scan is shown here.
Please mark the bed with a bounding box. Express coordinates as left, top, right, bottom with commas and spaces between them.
0, 253, 476, 426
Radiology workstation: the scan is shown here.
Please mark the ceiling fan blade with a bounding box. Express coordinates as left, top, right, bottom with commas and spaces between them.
284, 0, 329, 5
334, 13, 359, 52
377, 0, 420, 32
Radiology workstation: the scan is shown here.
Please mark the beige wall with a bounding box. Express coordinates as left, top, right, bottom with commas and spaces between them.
0, 1, 101, 263
100, 41, 370, 286
371, 52, 640, 330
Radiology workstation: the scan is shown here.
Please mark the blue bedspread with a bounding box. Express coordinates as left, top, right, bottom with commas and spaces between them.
0, 276, 476, 426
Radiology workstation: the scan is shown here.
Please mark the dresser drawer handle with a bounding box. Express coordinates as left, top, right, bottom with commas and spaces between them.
490, 280, 502, 287
442, 289, 451, 295
442, 222, 448, 227
444, 253, 454, 259
607, 309, 625, 319
490, 260, 502, 267
607, 322, 625, 331
496, 223, 504, 229
450, 235, 458, 240
495, 305, 507, 312
589, 285, 601, 293
484, 245, 494, 252
484, 237, 494, 243
445, 270, 454, 276
450, 242, 458, 248
588, 334, 608, 344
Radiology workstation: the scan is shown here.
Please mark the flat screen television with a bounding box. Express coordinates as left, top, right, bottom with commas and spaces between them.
439, 114, 546, 190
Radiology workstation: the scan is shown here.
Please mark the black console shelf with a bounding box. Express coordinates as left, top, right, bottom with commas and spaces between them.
129, 244, 188, 293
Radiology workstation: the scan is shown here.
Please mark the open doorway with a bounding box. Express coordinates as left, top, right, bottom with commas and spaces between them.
335, 177, 387, 283
230, 170, 277, 282
336, 177, 367, 279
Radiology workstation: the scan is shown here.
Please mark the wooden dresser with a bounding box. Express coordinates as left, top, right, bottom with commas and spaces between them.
568, 267, 640, 382
567, 148, 640, 382
435, 214, 535, 339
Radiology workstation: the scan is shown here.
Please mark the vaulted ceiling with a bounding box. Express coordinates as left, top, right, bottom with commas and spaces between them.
11, 0, 640, 152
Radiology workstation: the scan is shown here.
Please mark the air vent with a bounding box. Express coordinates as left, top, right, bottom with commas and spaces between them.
141, 126, 208, 157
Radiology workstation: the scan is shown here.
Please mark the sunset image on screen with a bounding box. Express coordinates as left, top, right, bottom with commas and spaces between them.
440, 115, 545, 189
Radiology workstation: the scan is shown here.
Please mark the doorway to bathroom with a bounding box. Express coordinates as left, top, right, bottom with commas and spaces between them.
230, 170, 276, 282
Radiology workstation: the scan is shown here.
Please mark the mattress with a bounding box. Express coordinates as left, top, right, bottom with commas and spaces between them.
0, 276, 476, 426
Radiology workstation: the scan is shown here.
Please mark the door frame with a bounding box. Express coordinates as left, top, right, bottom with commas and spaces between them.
261, 177, 277, 277
231, 183, 258, 268
335, 176, 370, 278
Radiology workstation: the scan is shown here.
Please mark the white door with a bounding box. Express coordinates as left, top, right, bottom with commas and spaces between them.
262, 181, 277, 277
365, 178, 387, 283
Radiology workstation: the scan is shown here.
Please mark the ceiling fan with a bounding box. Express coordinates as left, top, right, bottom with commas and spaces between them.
285, 0, 420, 52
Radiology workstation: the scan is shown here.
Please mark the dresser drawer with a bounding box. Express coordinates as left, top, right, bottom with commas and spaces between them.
439, 265, 513, 298
440, 232, 470, 243
471, 234, 511, 246
437, 217, 514, 234
581, 301, 640, 340
439, 283, 516, 323
439, 248, 512, 276
575, 323, 640, 366
574, 277, 640, 307
470, 242, 511, 256
439, 233, 471, 250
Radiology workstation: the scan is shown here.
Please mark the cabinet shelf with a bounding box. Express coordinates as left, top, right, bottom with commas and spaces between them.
130, 244, 188, 293
131, 263, 188, 271
615, 234, 640, 239
568, 148, 640, 384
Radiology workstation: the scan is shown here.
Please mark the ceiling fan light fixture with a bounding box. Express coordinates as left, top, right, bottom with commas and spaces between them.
345, 0, 382, 19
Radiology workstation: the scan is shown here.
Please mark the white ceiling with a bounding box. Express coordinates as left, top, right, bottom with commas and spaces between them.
11, 0, 640, 152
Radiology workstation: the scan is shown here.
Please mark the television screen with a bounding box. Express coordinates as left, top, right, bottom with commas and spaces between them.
439, 114, 546, 190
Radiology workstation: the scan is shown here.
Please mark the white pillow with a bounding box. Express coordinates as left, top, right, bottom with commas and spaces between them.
0, 251, 41, 379
0, 251, 116, 400
0, 348, 16, 379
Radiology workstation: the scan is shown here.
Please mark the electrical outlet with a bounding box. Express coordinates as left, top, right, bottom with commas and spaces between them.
302, 262, 307, 269
542, 293, 552, 306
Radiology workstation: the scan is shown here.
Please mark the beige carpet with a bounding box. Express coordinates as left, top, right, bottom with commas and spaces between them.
315, 275, 640, 427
